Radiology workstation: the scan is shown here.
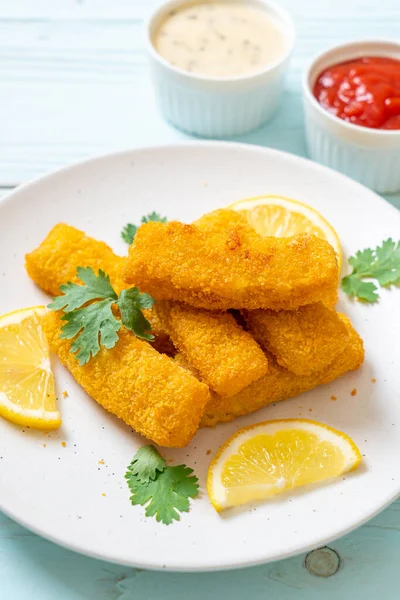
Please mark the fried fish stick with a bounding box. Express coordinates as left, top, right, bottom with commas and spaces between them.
199, 211, 345, 376
195, 209, 338, 308
200, 315, 363, 427
25, 223, 173, 354
245, 302, 349, 376
123, 212, 339, 311
194, 208, 248, 234
43, 311, 210, 447
26, 223, 127, 294
155, 301, 268, 397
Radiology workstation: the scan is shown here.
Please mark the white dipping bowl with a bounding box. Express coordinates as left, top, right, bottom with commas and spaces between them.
146, 0, 295, 137
303, 40, 400, 194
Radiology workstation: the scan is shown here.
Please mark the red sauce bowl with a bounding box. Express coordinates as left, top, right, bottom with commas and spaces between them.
314, 56, 400, 131
303, 41, 400, 193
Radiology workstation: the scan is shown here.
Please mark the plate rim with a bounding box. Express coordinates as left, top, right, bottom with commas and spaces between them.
1, 487, 399, 572
1, 140, 399, 219
1, 140, 400, 572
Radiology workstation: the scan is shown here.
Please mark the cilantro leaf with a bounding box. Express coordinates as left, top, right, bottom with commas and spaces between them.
127, 467, 199, 525
126, 445, 166, 483
341, 238, 400, 302
376, 238, 400, 264
121, 213, 167, 244
342, 276, 379, 303
125, 446, 199, 525
121, 223, 138, 245
376, 268, 400, 286
60, 299, 121, 365
142, 212, 167, 224
348, 248, 375, 276
49, 267, 117, 312
118, 288, 154, 341
49, 267, 154, 364
373, 239, 400, 285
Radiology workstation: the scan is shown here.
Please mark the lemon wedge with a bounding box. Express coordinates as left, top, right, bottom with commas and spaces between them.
229, 195, 342, 268
207, 419, 361, 511
0, 306, 61, 430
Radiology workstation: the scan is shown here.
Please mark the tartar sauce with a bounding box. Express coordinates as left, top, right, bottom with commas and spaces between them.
153, 1, 287, 78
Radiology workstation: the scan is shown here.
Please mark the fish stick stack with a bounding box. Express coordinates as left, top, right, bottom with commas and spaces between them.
123, 209, 363, 426
26, 209, 364, 447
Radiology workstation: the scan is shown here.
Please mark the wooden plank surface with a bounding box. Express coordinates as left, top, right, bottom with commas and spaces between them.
1, 0, 400, 191
1, 502, 400, 600
1, 1, 400, 598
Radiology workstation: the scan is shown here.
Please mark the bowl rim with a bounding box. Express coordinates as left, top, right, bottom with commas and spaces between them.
145, 0, 296, 84
302, 39, 400, 137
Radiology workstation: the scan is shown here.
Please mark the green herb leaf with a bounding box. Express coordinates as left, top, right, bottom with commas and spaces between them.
60, 299, 121, 365
142, 212, 167, 225
125, 446, 199, 525
126, 445, 166, 483
341, 238, 400, 302
118, 288, 154, 341
121, 213, 167, 244
121, 223, 138, 245
348, 248, 375, 276
48, 267, 117, 312
49, 267, 154, 364
127, 467, 199, 525
342, 276, 379, 303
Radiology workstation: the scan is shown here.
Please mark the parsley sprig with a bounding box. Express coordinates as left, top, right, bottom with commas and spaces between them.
125, 445, 199, 525
342, 238, 400, 302
48, 267, 154, 365
121, 212, 167, 244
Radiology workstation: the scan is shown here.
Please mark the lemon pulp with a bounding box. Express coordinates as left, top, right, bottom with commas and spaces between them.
0, 307, 60, 429
208, 419, 361, 510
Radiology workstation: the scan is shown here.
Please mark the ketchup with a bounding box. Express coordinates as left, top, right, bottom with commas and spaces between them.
313, 56, 400, 130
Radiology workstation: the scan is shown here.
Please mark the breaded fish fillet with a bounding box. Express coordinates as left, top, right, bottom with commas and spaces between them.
195, 209, 338, 308
26, 223, 127, 294
155, 301, 268, 397
43, 311, 210, 447
200, 315, 364, 427
195, 208, 248, 234
245, 302, 349, 376
123, 211, 339, 310
25, 223, 173, 354
198, 211, 345, 376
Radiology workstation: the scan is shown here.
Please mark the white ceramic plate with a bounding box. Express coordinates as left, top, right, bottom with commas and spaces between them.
1, 142, 400, 572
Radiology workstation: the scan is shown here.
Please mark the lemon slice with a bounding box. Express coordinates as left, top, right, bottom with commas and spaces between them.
0, 306, 61, 430
229, 195, 342, 267
207, 419, 361, 511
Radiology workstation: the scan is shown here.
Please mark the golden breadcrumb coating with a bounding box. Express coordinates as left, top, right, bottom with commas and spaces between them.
245, 302, 349, 376
174, 352, 201, 377
200, 315, 364, 427
195, 209, 338, 308
25, 223, 127, 294
43, 311, 210, 447
25, 223, 171, 353
194, 208, 248, 233
155, 301, 268, 397
123, 211, 339, 310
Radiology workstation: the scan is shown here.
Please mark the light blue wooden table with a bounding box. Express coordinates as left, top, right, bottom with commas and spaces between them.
1, 1, 400, 598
